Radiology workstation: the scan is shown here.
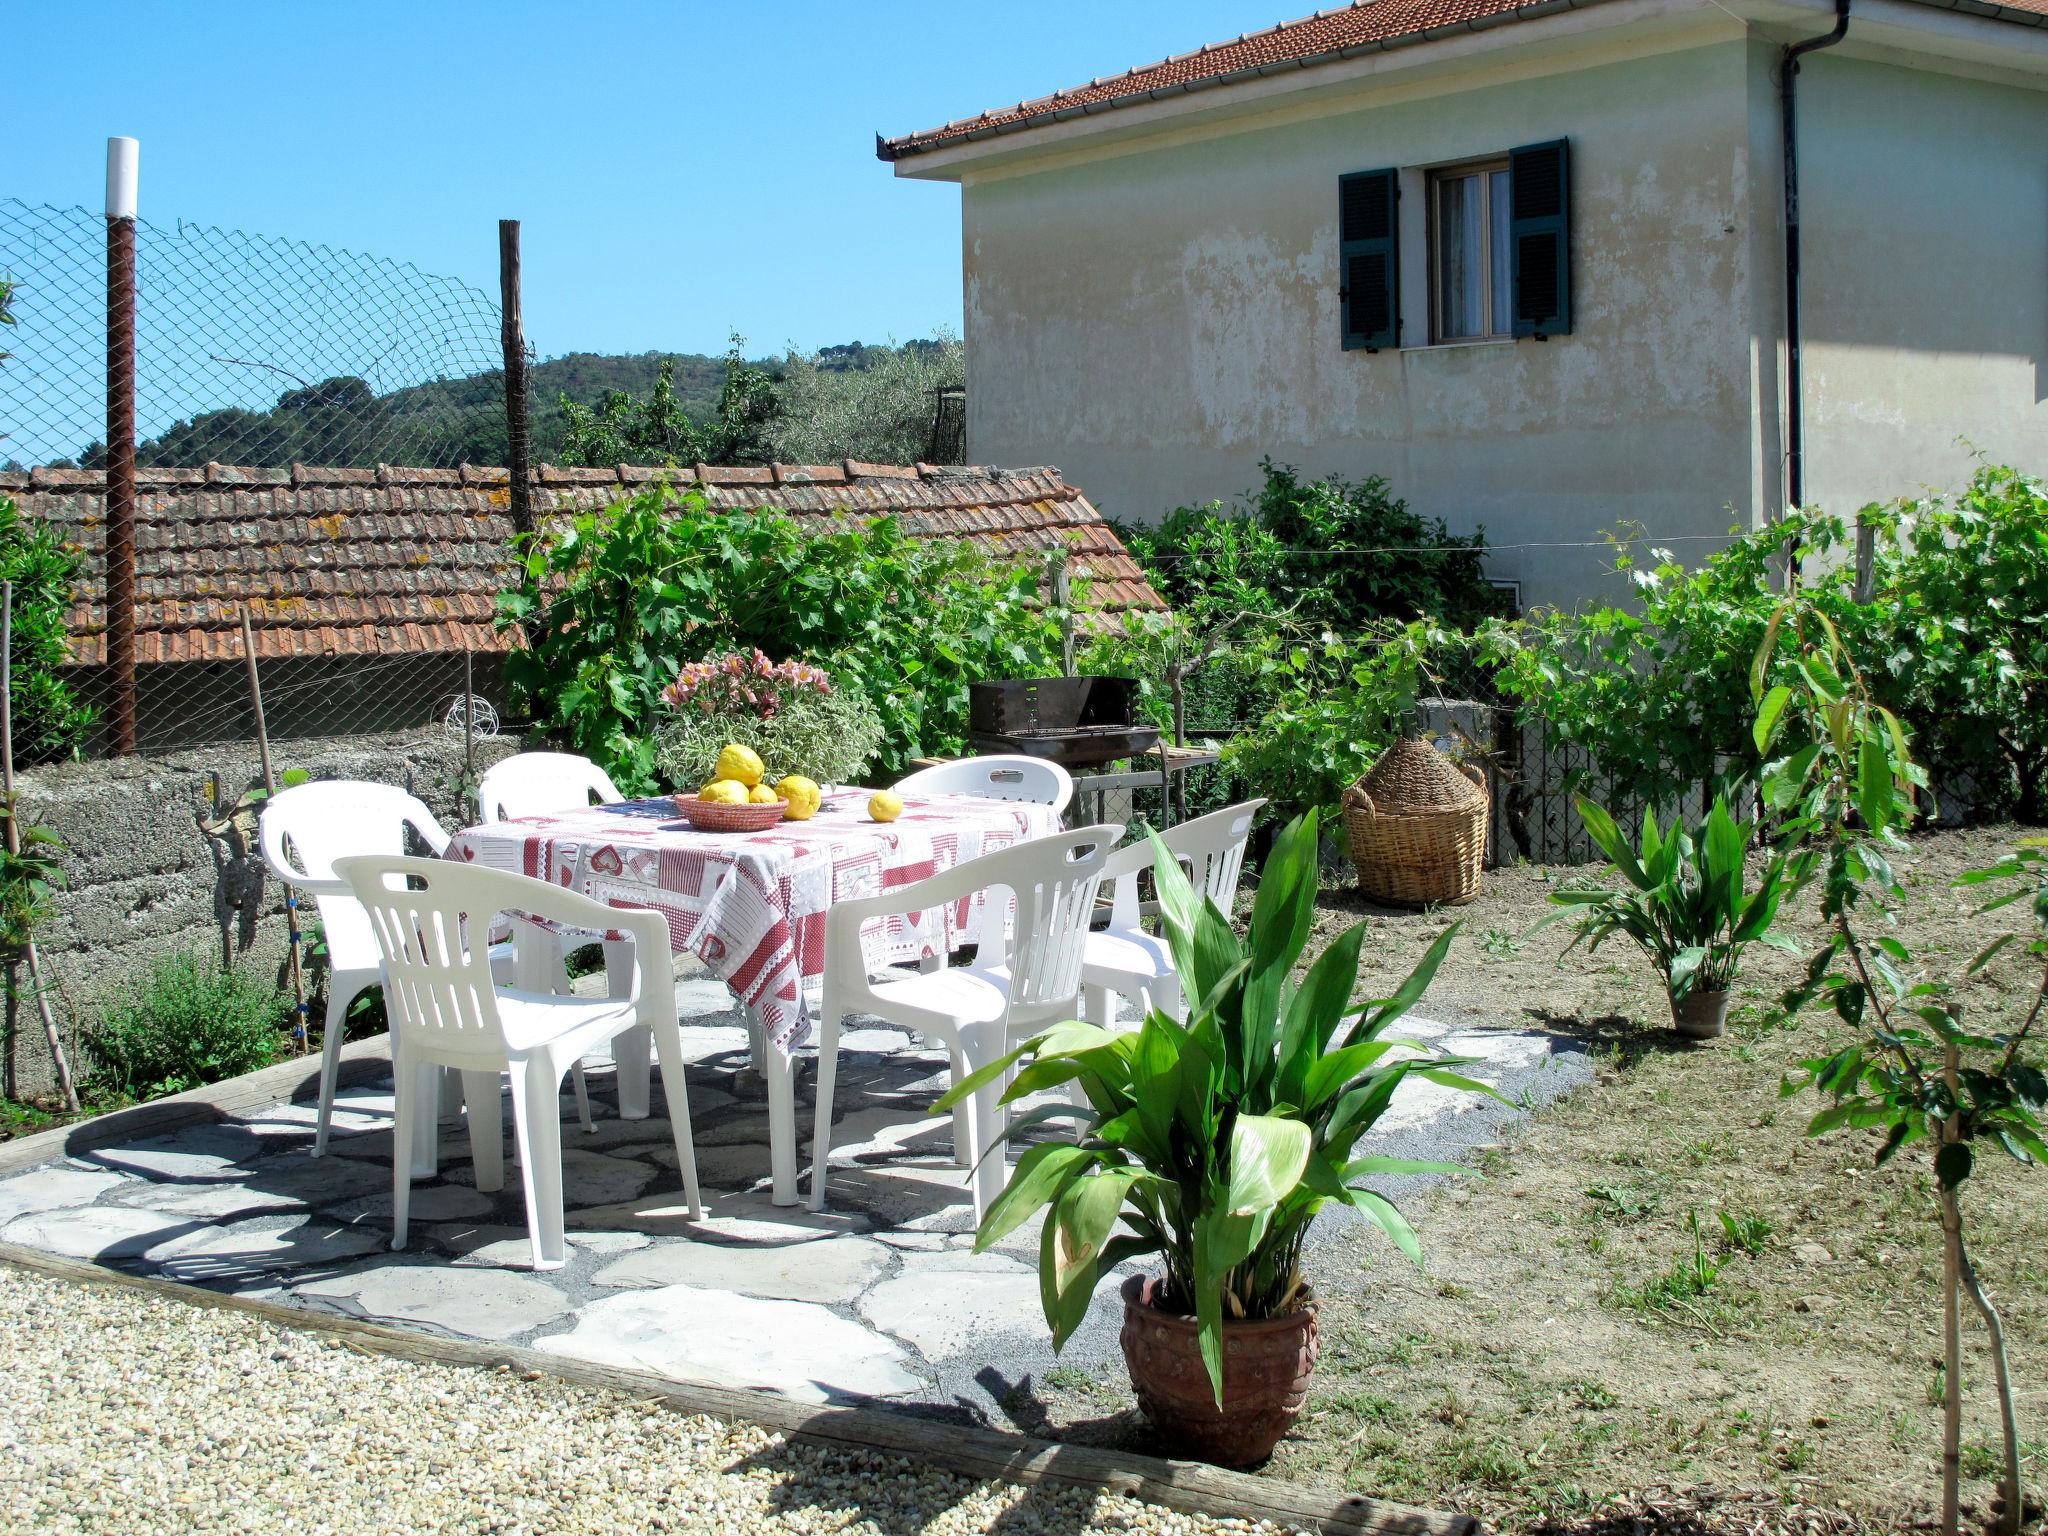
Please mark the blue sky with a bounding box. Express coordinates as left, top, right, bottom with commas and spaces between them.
12, 1, 1266, 361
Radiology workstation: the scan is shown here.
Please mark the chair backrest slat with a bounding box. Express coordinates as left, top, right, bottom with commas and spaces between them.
893, 755, 1074, 817
259, 780, 453, 975
1100, 799, 1265, 931
975, 825, 1120, 1018
478, 752, 625, 824
1173, 798, 1267, 915
338, 854, 544, 1057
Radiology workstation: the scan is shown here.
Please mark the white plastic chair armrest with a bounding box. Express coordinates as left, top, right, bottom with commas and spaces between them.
256, 816, 352, 898
405, 805, 453, 856
280, 871, 354, 898
822, 843, 1022, 937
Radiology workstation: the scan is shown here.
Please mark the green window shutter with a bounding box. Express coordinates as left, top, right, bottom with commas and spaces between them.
1338, 168, 1399, 352
1509, 138, 1571, 338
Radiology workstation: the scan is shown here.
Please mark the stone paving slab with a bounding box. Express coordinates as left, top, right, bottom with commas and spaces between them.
0, 1166, 125, 1225
592, 1233, 892, 1302
1, 1205, 211, 1261
0, 978, 1587, 1428
298, 1260, 575, 1341
859, 1251, 1049, 1358
534, 1283, 925, 1403
149, 1216, 388, 1282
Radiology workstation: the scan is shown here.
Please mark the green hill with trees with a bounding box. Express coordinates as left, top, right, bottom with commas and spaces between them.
49, 335, 963, 472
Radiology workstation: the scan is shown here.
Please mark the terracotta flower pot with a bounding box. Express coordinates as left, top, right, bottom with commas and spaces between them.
1672, 988, 1732, 1039
1117, 1273, 1318, 1467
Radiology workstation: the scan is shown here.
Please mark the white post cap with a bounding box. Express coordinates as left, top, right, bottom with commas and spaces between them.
106, 137, 139, 219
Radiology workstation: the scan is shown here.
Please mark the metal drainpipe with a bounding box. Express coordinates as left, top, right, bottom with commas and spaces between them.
1781, 0, 1852, 513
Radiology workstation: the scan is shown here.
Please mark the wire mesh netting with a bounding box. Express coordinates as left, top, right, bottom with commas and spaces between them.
0, 199, 505, 472
0, 199, 520, 762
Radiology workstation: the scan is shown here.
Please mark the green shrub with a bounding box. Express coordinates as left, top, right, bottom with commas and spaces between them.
86, 953, 287, 1101
1486, 463, 2043, 818
499, 486, 1065, 793
555, 335, 779, 469
1219, 623, 1465, 824
0, 496, 94, 764
1103, 461, 1510, 822
1864, 462, 2048, 820
1124, 458, 1514, 637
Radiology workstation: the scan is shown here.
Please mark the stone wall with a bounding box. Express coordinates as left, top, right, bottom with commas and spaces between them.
4, 729, 524, 1101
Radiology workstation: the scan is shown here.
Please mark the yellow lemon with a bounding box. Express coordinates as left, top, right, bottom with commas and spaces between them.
698, 779, 749, 805
715, 743, 766, 788
776, 775, 822, 821
867, 790, 904, 824
747, 783, 780, 805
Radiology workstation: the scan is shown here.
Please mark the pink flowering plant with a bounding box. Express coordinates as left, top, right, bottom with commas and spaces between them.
655, 649, 883, 790
662, 650, 833, 721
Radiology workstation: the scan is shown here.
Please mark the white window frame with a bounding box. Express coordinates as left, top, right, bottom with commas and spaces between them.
1426, 157, 1512, 346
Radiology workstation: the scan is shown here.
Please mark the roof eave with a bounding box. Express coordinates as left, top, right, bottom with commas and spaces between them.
878, 0, 1607, 164
878, 0, 2047, 168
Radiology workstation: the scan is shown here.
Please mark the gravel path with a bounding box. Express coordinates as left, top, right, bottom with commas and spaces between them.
0, 1266, 1290, 1536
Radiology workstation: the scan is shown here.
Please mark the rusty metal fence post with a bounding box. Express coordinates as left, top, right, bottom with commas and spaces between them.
103, 138, 140, 755
499, 218, 533, 541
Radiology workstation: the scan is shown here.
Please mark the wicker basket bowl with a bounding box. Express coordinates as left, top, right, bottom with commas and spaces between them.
1341, 737, 1488, 908
673, 795, 789, 832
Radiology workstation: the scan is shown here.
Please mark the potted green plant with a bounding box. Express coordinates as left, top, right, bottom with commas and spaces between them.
1545, 794, 1801, 1038
936, 810, 1493, 1466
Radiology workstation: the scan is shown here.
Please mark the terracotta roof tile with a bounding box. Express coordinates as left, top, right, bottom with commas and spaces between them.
881, 0, 2048, 158
27, 462, 1165, 667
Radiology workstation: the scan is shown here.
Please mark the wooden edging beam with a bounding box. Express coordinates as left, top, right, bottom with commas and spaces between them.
0, 1240, 1476, 1536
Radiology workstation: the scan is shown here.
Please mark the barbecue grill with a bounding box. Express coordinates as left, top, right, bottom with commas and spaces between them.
968, 677, 1160, 769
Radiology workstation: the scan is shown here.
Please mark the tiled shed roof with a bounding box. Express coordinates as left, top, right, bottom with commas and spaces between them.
3, 461, 1165, 667
879, 0, 2048, 158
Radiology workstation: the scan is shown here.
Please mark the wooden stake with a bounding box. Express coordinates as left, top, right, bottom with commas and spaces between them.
1, 583, 79, 1111
462, 640, 476, 802
240, 609, 306, 1054
1047, 545, 1076, 678
1939, 1039, 1964, 1536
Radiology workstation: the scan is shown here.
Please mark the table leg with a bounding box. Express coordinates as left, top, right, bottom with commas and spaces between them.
762, 1024, 799, 1207
606, 937, 651, 1119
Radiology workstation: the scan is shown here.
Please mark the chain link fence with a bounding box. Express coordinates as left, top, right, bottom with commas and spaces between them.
1, 199, 506, 472
0, 199, 520, 766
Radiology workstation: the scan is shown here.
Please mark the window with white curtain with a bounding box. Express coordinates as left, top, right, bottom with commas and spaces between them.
1430, 161, 1511, 343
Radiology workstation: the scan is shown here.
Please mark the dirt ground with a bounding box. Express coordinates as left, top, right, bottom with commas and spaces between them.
1033, 824, 2047, 1535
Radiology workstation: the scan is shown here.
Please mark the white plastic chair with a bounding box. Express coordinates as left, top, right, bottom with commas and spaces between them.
807, 823, 1123, 1218
1081, 799, 1267, 1029
892, 754, 1075, 817
476, 751, 655, 1115
258, 779, 537, 1157
477, 751, 625, 824
337, 854, 701, 1272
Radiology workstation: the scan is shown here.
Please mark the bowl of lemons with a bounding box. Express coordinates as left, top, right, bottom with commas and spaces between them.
674, 744, 824, 832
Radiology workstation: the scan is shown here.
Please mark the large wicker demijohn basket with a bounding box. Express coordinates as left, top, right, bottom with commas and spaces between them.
1342, 737, 1488, 908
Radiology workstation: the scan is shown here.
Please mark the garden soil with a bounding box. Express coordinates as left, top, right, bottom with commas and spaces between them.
1033, 824, 2047, 1535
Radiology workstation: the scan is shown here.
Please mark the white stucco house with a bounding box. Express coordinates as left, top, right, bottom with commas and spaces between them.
880, 0, 2047, 609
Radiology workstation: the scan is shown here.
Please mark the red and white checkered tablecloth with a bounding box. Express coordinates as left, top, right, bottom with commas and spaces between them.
444, 789, 1059, 1054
